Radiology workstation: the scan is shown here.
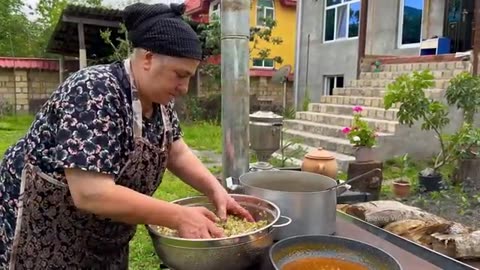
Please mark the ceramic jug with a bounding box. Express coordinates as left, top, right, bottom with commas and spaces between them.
301, 147, 338, 179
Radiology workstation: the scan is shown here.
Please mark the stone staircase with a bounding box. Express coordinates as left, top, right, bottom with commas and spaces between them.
281, 60, 471, 171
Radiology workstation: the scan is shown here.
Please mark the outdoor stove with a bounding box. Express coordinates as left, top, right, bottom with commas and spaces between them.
248, 111, 283, 172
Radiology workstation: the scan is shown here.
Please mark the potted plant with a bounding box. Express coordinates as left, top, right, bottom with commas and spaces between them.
342, 106, 378, 162
392, 154, 412, 198
384, 70, 454, 192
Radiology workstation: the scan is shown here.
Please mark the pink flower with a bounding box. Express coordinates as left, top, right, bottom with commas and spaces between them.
353, 106, 363, 113
342, 127, 351, 134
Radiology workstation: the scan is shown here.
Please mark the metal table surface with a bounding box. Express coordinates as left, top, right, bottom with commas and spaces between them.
258, 211, 480, 270
333, 211, 480, 270
160, 211, 480, 270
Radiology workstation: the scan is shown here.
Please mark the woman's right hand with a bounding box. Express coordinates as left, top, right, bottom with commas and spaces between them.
174, 206, 225, 239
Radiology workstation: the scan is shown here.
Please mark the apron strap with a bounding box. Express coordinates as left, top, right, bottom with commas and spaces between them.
123, 58, 174, 149
123, 59, 143, 138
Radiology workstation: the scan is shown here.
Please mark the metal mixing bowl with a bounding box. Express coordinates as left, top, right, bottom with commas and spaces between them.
146, 194, 291, 270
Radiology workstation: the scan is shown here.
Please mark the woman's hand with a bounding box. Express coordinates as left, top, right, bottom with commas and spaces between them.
209, 187, 255, 222
175, 206, 225, 239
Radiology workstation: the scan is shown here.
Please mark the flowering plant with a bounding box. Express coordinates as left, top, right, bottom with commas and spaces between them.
342, 106, 377, 147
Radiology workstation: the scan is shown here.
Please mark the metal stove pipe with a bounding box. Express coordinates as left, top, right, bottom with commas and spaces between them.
220, 0, 251, 186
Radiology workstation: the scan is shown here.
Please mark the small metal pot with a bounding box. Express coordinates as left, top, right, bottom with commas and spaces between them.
226, 169, 380, 240
146, 194, 291, 270
269, 235, 402, 270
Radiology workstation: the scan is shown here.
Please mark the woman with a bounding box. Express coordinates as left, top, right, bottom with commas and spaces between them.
0, 2, 252, 269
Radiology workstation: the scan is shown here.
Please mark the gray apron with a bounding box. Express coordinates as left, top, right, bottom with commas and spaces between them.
7, 59, 173, 269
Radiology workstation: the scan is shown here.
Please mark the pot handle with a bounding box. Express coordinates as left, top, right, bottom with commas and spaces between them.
336, 184, 352, 196
272, 215, 292, 228
225, 177, 244, 194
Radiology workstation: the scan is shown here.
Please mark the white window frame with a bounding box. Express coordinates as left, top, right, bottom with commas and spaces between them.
209, 0, 220, 21
256, 0, 275, 27
323, 0, 360, 43
324, 75, 344, 96
397, 0, 424, 49
252, 58, 275, 69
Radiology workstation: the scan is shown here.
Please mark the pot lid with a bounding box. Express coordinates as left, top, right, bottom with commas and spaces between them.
250, 161, 276, 171
249, 111, 283, 121
305, 147, 335, 160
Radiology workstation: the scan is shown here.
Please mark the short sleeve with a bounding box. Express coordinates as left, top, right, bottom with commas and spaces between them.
167, 101, 183, 141
53, 69, 129, 177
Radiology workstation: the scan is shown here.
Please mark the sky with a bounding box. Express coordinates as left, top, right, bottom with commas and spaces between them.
404, 0, 423, 10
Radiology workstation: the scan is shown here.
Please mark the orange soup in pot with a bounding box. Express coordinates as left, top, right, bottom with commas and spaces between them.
282, 257, 368, 270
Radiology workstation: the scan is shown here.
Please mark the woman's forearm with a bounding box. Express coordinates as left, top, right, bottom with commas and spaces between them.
65, 168, 182, 228
82, 184, 183, 227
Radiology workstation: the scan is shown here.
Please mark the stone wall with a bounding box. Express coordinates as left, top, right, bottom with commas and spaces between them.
0, 68, 59, 113
250, 76, 294, 109
195, 74, 295, 109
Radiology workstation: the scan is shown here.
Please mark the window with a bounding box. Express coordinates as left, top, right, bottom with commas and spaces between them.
253, 58, 275, 68
256, 0, 274, 26
324, 75, 344, 96
398, 0, 424, 47
210, 0, 220, 21
324, 0, 360, 42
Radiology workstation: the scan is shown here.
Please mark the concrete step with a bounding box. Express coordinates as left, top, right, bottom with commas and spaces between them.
332, 87, 446, 99
348, 79, 450, 89
295, 111, 398, 133
283, 119, 393, 139
272, 142, 354, 172
319, 95, 401, 109
308, 103, 398, 121
360, 70, 463, 80
283, 129, 355, 156
333, 87, 385, 97
380, 61, 470, 72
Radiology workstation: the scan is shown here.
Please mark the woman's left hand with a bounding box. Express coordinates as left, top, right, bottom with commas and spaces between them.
209, 188, 255, 222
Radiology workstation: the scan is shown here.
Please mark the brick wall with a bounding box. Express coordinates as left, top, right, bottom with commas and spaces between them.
0, 68, 59, 113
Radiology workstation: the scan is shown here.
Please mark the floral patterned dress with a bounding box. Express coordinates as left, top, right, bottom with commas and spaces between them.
0, 60, 182, 269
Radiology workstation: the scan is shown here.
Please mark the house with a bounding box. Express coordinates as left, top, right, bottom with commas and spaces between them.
185, 0, 297, 106
287, 0, 479, 169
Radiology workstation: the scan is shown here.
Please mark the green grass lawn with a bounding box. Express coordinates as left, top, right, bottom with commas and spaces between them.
0, 114, 35, 158
182, 121, 222, 153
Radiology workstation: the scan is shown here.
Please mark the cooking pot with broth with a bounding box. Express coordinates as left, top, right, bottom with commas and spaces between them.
269, 235, 402, 270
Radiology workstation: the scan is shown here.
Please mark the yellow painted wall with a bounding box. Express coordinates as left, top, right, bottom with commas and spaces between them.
249, 0, 296, 71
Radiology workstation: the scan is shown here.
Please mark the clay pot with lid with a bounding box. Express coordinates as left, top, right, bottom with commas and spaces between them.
301, 147, 338, 179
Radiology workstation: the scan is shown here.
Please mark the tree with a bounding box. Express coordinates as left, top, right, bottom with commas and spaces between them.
0, 0, 41, 57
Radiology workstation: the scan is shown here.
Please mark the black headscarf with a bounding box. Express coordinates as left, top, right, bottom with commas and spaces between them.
123, 3, 203, 60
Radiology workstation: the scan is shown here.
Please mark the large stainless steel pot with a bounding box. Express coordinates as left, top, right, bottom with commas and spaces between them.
146, 194, 291, 270
226, 169, 380, 240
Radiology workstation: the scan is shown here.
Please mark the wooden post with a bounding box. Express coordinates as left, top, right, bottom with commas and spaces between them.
347, 161, 383, 201
473, 0, 480, 75
356, 0, 369, 79
77, 23, 87, 69
59, 55, 65, 83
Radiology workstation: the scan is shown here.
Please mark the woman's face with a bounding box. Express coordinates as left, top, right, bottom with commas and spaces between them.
135, 51, 200, 105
